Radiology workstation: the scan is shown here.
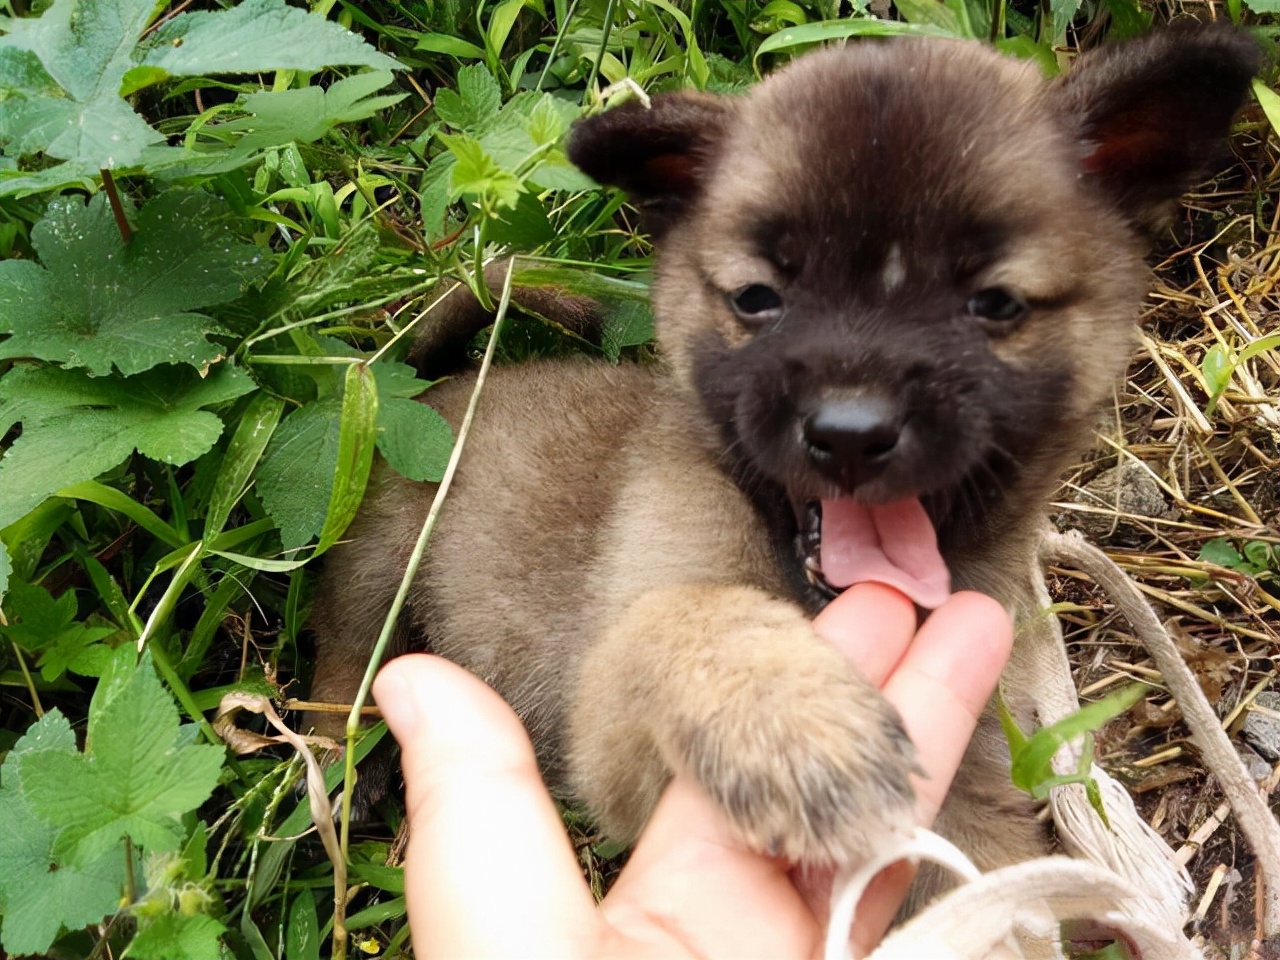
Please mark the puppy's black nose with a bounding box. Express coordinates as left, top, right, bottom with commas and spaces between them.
803, 397, 900, 485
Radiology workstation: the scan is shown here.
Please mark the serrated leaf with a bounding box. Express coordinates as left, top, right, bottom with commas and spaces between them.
125, 911, 227, 960
21, 651, 224, 865
0, 0, 399, 189
138, 0, 400, 79
526, 94, 573, 147
0, 0, 162, 169
0, 711, 125, 956
0, 191, 271, 376
370, 359, 433, 400
442, 132, 523, 209
0, 363, 255, 529
434, 63, 502, 136
221, 72, 406, 152
377, 398, 453, 483
0, 579, 115, 679
257, 399, 342, 549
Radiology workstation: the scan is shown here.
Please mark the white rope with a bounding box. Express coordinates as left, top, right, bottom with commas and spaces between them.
824, 828, 981, 960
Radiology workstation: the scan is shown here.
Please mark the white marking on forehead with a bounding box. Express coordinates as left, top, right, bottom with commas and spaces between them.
880, 243, 906, 295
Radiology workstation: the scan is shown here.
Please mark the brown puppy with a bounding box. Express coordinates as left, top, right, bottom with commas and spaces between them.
309, 27, 1258, 872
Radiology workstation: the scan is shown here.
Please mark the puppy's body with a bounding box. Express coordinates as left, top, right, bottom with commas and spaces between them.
310, 30, 1257, 871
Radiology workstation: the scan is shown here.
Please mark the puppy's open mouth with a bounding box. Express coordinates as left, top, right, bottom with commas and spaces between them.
796, 498, 951, 609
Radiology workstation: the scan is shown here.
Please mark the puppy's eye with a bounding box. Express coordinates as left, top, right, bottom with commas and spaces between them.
727, 284, 784, 325
966, 287, 1028, 329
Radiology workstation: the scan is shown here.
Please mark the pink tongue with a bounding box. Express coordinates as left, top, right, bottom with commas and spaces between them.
818, 498, 951, 609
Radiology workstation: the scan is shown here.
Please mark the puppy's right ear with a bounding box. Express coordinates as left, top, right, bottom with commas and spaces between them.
567, 92, 734, 237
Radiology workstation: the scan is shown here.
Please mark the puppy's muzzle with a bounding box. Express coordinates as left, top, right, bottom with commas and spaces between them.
802, 394, 902, 488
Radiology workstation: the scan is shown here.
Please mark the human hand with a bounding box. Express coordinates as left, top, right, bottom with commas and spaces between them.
372, 585, 1013, 959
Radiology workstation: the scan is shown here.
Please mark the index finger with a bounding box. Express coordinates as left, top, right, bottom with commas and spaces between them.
374, 655, 599, 959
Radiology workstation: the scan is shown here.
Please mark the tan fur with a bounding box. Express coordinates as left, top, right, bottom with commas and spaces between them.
308, 29, 1256, 883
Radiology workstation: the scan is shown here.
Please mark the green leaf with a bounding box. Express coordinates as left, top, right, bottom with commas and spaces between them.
1243, 0, 1280, 12
0, 579, 79, 652
257, 399, 343, 549
20, 651, 224, 865
348, 862, 405, 894
0, 579, 116, 680
377, 398, 454, 483
286, 888, 322, 960
753, 19, 949, 67
0, 541, 9, 603
1095, 0, 1151, 38
1007, 684, 1146, 799
1199, 537, 1244, 569
1203, 331, 1280, 412
0, 711, 125, 956
315, 364, 378, 555
0, 0, 399, 189
435, 63, 503, 136
56, 480, 183, 548
416, 33, 487, 59
220, 72, 406, 152
1243, 540, 1276, 573
442, 132, 524, 209
0, 0, 163, 170
1201, 342, 1232, 407
126, 912, 227, 960
1049, 0, 1084, 42
205, 392, 285, 540
0, 363, 255, 530
0, 191, 271, 376
892, 0, 964, 33
0, 498, 75, 582
137, 0, 401, 78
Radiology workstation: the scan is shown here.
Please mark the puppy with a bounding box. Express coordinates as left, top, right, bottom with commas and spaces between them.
308, 26, 1257, 872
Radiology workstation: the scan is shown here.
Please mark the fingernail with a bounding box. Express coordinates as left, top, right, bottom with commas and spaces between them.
373, 668, 419, 739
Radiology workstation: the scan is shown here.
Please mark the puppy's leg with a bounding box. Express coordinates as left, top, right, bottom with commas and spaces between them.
569, 583, 917, 863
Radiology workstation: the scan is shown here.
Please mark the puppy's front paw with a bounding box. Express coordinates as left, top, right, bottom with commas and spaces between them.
674, 642, 917, 864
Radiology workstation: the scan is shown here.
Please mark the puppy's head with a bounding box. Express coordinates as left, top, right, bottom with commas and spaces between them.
569, 27, 1258, 581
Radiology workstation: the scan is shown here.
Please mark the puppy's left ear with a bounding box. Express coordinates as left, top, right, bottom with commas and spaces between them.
1055, 22, 1261, 228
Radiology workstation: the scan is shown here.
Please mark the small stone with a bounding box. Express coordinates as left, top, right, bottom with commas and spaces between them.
1057, 462, 1180, 546
1241, 691, 1280, 762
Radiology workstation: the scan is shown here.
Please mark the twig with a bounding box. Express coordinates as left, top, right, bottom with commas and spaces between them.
1042, 529, 1280, 937
100, 169, 132, 245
